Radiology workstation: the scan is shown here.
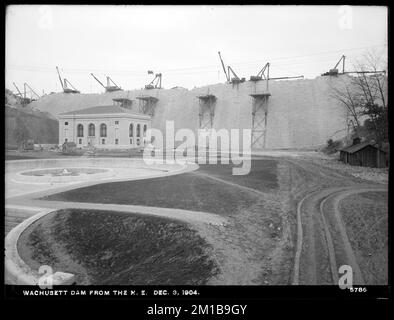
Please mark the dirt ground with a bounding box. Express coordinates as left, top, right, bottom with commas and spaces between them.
297, 152, 389, 184
38, 158, 294, 284
15, 153, 388, 285
18, 209, 218, 285
338, 192, 388, 285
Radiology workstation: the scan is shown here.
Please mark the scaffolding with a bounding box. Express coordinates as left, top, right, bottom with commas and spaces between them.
250, 93, 271, 149
197, 94, 216, 130
113, 98, 133, 109
136, 95, 158, 116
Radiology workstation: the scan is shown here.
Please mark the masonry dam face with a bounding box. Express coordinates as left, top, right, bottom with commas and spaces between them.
31, 76, 351, 150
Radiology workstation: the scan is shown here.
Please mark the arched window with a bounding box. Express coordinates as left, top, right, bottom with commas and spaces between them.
88, 123, 95, 137
77, 124, 84, 137
136, 124, 141, 137
129, 123, 134, 137
143, 124, 147, 137
100, 123, 107, 137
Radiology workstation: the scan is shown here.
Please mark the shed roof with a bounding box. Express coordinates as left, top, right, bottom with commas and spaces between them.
340, 141, 386, 154
60, 105, 136, 116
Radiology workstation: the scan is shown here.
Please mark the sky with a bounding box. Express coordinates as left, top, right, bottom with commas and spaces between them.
5, 5, 388, 96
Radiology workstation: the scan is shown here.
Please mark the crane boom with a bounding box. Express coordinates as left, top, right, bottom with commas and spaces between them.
218, 51, 229, 82
91, 73, 106, 88
268, 75, 304, 80
13, 82, 23, 97
56, 66, 65, 90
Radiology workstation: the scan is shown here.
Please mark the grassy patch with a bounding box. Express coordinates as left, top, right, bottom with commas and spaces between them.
42, 159, 277, 216
198, 159, 278, 191
18, 209, 218, 285
42, 174, 257, 215
339, 191, 388, 285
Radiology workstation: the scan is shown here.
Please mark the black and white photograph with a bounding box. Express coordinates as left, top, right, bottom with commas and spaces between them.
4, 4, 389, 304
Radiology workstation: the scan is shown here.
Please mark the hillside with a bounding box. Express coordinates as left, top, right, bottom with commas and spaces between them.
5, 89, 59, 149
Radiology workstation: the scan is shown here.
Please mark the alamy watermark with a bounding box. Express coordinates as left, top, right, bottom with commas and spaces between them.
142, 121, 252, 175
338, 265, 353, 289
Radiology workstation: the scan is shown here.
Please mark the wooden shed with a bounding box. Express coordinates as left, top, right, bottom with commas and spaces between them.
339, 141, 388, 168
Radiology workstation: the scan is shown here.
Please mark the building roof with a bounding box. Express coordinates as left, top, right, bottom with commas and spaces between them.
340, 141, 386, 154
59, 105, 136, 116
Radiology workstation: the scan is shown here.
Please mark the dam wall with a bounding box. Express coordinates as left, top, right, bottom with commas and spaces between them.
30, 76, 350, 150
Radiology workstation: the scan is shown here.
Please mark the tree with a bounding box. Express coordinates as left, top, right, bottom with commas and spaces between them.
330, 79, 362, 131
330, 52, 388, 146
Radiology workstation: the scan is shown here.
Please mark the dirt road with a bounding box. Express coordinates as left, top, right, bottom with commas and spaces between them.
285, 158, 387, 285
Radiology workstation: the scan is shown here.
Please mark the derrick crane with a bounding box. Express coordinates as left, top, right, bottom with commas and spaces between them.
145, 72, 162, 90
90, 73, 122, 92
250, 62, 303, 91
13, 82, 39, 106
321, 55, 346, 76
321, 55, 386, 76
248, 63, 303, 149
217, 51, 245, 84
105, 76, 122, 92
250, 63, 270, 81
227, 66, 245, 84
56, 66, 80, 93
